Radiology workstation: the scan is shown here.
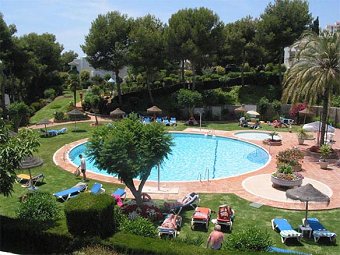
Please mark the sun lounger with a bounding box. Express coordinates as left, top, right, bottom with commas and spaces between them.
53, 182, 88, 202
268, 246, 311, 255
191, 207, 211, 230
164, 192, 199, 214
90, 182, 105, 194
271, 218, 302, 243
158, 214, 182, 238
112, 188, 126, 207
304, 218, 336, 243
170, 117, 177, 126
16, 173, 45, 187
216, 204, 235, 230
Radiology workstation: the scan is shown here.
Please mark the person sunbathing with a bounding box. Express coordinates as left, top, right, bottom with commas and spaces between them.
161, 214, 179, 229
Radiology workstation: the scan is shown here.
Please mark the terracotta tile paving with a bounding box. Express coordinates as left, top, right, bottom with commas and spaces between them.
53, 125, 340, 211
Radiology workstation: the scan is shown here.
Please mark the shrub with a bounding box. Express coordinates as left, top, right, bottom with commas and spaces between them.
224, 226, 272, 252
276, 147, 304, 167
215, 65, 225, 75
44, 88, 56, 99
17, 192, 60, 223
54, 111, 65, 121
243, 62, 251, 72
184, 69, 193, 77
64, 193, 115, 238
120, 216, 157, 238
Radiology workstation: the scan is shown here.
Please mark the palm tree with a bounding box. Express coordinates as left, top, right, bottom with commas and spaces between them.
282, 31, 340, 145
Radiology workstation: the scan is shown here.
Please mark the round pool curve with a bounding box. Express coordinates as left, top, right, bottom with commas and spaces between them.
68, 133, 270, 182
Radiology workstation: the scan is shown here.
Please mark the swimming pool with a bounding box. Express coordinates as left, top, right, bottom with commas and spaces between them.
68, 133, 270, 182
234, 131, 281, 141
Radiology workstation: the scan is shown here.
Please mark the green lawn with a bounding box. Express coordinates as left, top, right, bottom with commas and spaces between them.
1, 121, 339, 254
29, 90, 82, 124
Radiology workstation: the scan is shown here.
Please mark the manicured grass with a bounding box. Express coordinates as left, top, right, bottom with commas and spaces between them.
29, 90, 82, 124
1, 119, 338, 254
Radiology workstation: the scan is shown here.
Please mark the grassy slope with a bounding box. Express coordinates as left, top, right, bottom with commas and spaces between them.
29, 90, 81, 124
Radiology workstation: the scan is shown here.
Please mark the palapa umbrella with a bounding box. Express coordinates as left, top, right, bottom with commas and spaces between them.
286, 183, 330, 226
147, 105, 162, 115
234, 104, 246, 113
110, 108, 125, 119
19, 156, 44, 190
67, 108, 84, 130
299, 108, 315, 124
38, 118, 52, 134
246, 110, 260, 116
303, 121, 335, 133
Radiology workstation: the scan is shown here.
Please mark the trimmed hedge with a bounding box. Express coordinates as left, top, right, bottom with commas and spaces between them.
108, 232, 265, 255
64, 193, 115, 238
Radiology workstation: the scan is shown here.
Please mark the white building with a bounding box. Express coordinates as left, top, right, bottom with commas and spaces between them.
68, 57, 128, 80
325, 21, 340, 33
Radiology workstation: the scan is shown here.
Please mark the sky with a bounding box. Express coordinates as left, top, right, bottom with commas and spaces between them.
1, 0, 339, 56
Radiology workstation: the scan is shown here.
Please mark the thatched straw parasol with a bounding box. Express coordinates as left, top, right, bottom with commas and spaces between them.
234, 104, 246, 113
67, 109, 84, 130
19, 156, 44, 190
286, 183, 330, 226
110, 108, 126, 119
37, 118, 52, 134
147, 106, 162, 115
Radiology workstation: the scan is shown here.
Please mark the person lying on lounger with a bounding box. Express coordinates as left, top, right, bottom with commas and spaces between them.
161, 214, 180, 229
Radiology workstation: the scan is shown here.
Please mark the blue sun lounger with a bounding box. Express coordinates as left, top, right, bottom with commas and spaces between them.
268, 246, 311, 255
90, 182, 105, 194
112, 188, 126, 200
305, 217, 336, 243
53, 183, 87, 202
271, 218, 302, 243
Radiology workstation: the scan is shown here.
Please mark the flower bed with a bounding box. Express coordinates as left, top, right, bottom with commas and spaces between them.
122, 200, 163, 222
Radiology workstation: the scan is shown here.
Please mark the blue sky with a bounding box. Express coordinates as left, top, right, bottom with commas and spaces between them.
1, 0, 339, 56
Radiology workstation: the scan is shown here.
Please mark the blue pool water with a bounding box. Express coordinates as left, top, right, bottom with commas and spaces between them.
69, 133, 269, 181
234, 131, 281, 141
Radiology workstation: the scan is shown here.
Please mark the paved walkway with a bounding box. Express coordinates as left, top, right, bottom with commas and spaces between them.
53, 125, 340, 211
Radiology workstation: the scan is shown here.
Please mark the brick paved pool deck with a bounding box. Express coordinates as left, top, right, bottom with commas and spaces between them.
53, 126, 340, 211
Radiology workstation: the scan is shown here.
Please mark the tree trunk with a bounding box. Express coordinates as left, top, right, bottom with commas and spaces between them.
115, 70, 123, 106
0, 75, 7, 119
191, 63, 196, 90
320, 87, 330, 145
146, 71, 154, 104
73, 88, 77, 107
181, 59, 185, 82
241, 48, 245, 87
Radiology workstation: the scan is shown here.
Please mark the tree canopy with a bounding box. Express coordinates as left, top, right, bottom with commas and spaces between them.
87, 114, 172, 205
177, 89, 203, 117
0, 120, 40, 196
257, 0, 312, 63
282, 31, 340, 145
128, 15, 166, 104
82, 11, 132, 105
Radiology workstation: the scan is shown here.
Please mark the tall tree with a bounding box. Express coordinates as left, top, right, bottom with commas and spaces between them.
257, 0, 312, 63
0, 120, 40, 196
16, 33, 63, 102
87, 114, 172, 206
129, 15, 166, 104
82, 11, 131, 105
0, 13, 16, 119
282, 31, 340, 145
60, 50, 78, 72
166, 8, 224, 82
177, 89, 203, 117
223, 17, 260, 85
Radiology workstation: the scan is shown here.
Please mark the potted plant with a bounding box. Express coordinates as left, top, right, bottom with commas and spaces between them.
319, 144, 332, 169
276, 147, 304, 171
263, 131, 282, 146
271, 164, 304, 188
297, 128, 308, 145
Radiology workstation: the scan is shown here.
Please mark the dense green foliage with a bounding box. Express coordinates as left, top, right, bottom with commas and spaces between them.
0, 121, 40, 196
64, 193, 115, 238
224, 226, 273, 252
88, 114, 172, 205
17, 191, 60, 222
283, 31, 340, 144
120, 215, 158, 238
177, 89, 203, 117
82, 11, 131, 105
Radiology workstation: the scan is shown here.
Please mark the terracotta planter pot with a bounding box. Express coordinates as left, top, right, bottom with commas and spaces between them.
319, 160, 329, 170
298, 138, 304, 145
263, 139, 282, 146
271, 175, 303, 188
